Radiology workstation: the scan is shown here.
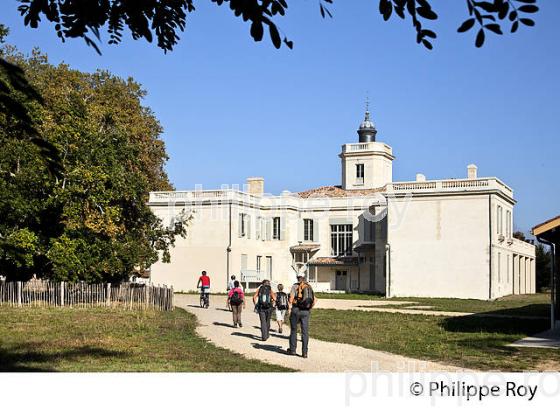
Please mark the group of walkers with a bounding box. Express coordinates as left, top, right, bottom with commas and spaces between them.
199, 271, 317, 358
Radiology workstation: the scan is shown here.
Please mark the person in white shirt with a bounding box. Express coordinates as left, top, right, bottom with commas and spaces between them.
228, 275, 236, 291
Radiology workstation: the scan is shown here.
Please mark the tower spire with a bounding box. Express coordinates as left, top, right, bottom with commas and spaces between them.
357, 97, 377, 143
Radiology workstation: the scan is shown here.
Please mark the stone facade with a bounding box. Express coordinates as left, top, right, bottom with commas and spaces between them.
148, 110, 536, 300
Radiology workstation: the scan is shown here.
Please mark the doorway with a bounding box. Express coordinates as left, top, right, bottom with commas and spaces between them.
335, 270, 347, 290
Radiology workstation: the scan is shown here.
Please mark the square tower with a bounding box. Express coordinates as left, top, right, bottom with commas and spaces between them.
340, 108, 395, 190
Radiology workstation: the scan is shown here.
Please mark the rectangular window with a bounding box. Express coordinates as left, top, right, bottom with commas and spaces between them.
356, 164, 364, 185
256, 255, 262, 272
239, 213, 247, 237
295, 253, 309, 264
272, 217, 281, 240
497, 205, 503, 235
506, 210, 512, 238
303, 218, 314, 241
330, 224, 353, 256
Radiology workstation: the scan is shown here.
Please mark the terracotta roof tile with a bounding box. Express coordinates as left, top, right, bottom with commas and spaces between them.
308, 256, 359, 266
290, 244, 321, 252
297, 185, 386, 198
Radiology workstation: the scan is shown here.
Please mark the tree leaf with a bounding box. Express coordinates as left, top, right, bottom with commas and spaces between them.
421, 39, 433, 50
520, 18, 535, 26
457, 18, 475, 33
476, 2, 497, 13
416, 6, 437, 20
250, 21, 264, 42
511, 20, 519, 33
269, 24, 281, 49
379, 0, 393, 21
475, 28, 485, 47
518, 5, 539, 13
484, 23, 503, 35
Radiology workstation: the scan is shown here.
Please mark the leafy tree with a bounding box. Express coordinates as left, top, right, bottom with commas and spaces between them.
0, 24, 8, 43
513, 231, 526, 241
15, 0, 539, 52
0, 24, 62, 176
535, 243, 551, 291
0, 46, 189, 282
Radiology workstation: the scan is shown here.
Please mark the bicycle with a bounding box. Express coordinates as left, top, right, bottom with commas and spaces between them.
199, 287, 210, 309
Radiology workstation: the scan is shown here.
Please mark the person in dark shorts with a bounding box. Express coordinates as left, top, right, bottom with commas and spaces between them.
274, 283, 289, 333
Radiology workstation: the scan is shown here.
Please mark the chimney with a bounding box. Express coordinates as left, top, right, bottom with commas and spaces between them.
246, 177, 264, 196
467, 164, 478, 180
416, 173, 426, 182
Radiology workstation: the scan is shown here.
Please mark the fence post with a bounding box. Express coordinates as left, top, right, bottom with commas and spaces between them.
17, 281, 22, 307
106, 283, 111, 307
60, 281, 65, 307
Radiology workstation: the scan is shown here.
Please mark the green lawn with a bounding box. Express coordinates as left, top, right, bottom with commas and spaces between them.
316, 292, 551, 317
0, 307, 288, 372
310, 309, 559, 371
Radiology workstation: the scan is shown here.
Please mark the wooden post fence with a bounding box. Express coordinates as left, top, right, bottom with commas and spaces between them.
0, 280, 173, 311
17, 281, 22, 307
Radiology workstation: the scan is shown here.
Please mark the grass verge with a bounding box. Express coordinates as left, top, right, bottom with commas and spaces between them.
316, 293, 551, 317
0, 306, 289, 372
310, 309, 559, 371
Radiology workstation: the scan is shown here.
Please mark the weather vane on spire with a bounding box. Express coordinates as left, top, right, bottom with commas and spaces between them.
357, 92, 377, 142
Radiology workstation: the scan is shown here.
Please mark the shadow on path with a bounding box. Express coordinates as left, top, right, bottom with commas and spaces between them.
231, 332, 262, 341
212, 321, 236, 328
252, 343, 291, 355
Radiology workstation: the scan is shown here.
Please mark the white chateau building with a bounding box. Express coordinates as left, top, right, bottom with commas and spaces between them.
148, 108, 536, 300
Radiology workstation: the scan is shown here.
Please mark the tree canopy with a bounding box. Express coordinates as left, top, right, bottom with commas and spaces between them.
15, 0, 539, 52
0, 45, 188, 282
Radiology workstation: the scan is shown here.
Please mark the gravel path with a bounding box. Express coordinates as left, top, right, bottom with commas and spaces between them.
315, 299, 548, 320
175, 294, 465, 372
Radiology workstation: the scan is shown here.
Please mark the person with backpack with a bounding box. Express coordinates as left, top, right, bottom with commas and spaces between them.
287, 272, 317, 358
227, 280, 245, 328
252, 279, 276, 341
274, 283, 289, 334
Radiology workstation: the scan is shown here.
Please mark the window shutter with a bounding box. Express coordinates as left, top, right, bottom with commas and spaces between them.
247, 215, 251, 239
297, 219, 304, 242
256, 217, 261, 240
266, 218, 272, 241
313, 218, 320, 243
280, 217, 286, 241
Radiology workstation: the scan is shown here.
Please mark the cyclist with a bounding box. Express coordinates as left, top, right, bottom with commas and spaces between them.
197, 270, 211, 307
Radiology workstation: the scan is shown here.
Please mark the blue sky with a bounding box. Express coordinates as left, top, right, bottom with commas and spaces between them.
2, 0, 559, 233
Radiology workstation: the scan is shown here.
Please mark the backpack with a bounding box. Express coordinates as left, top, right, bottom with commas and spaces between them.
295, 283, 314, 310
257, 285, 272, 309
230, 289, 243, 306
276, 292, 288, 311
